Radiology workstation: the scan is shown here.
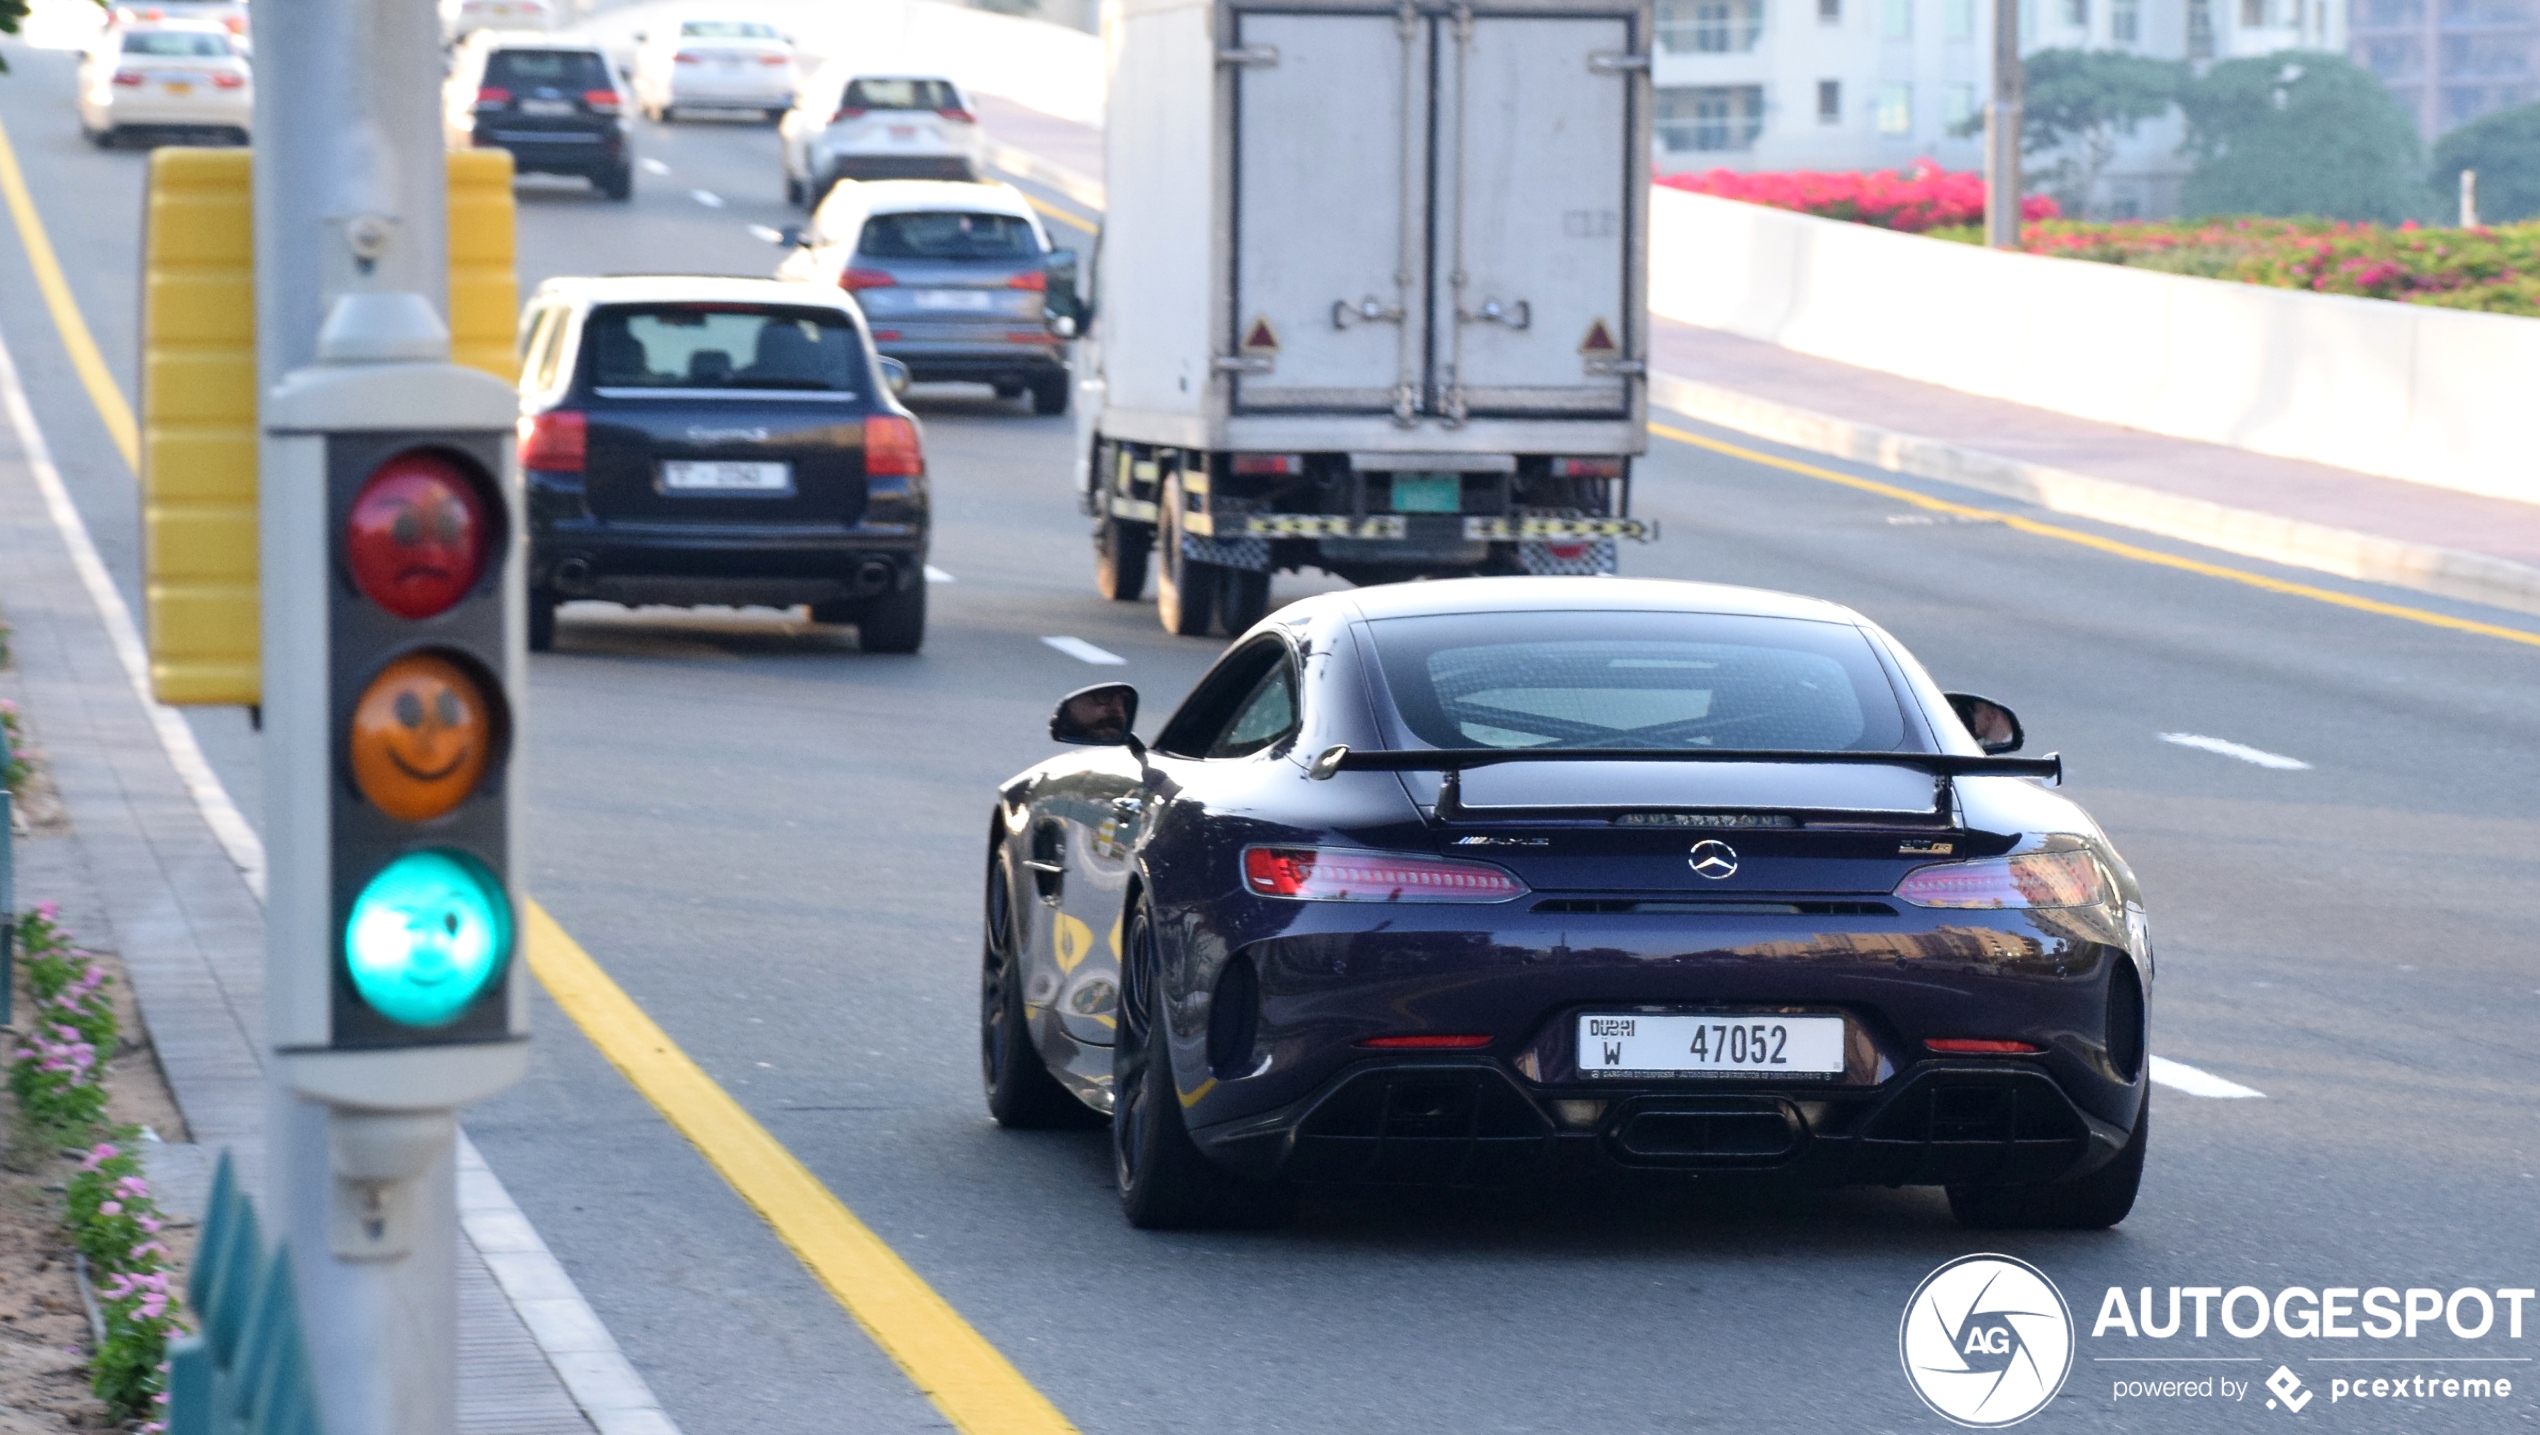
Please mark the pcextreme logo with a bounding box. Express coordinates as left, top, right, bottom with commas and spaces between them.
1901, 1255, 2077, 1427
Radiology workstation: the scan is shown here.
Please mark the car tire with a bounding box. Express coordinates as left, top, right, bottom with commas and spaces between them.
981, 852, 1098, 1129
1029, 375, 1070, 416
1113, 905, 1291, 1229
1947, 1093, 2147, 1230
993, 382, 1025, 400
526, 587, 559, 653
763, 108, 787, 126
856, 575, 926, 654
1216, 567, 1270, 635
1155, 475, 1215, 637
1093, 516, 1150, 603
597, 165, 633, 201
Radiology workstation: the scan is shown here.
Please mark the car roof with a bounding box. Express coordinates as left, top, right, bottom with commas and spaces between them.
823, 179, 1034, 221
475, 31, 590, 52
1306, 576, 1874, 628
113, 18, 233, 34
531, 275, 863, 315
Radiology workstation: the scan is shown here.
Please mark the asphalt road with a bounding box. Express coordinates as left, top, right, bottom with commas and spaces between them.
4, 39, 2540, 1434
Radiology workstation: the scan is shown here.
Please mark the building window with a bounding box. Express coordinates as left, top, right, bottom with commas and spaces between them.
2362, 36, 2422, 78
1882, 0, 1913, 36
2238, 0, 2264, 24
2062, 0, 2089, 24
1819, 79, 1843, 121
1876, 82, 1913, 133
1944, 0, 1976, 37
2111, 0, 2138, 40
1658, 0, 1765, 52
2187, 0, 2215, 57
1943, 81, 1979, 125
1656, 85, 1767, 151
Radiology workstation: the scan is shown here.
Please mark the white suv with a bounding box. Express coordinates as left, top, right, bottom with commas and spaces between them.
779, 72, 985, 208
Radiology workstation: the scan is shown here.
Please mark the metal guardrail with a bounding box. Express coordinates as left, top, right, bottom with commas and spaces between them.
167, 1154, 323, 1435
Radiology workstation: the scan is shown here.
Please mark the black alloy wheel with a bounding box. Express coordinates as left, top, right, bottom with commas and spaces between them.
1154, 475, 1215, 637
1216, 567, 1270, 635
856, 575, 926, 654
981, 852, 1094, 1128
1093, 516, 1150, 602
1947, 1092, 2148, 1230
1112, 906, 1291, 1229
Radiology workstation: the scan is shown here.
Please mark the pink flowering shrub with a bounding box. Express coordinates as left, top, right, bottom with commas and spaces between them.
1656, 160, 2061, 233
1951, 216, 2540, 316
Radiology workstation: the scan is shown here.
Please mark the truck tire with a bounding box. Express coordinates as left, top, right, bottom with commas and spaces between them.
1216, 567, 1269, 635
1094, 517, 1150, 602
1155, 477, 1215, 637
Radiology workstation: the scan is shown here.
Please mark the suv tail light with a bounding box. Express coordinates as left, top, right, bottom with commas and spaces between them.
473, 86, 511, 108
582, 89, 621, 114
1006, 270, 1047, 292
862, 415, 922, 478
830, 105, 866, 121
211, 71, 246, 89
1894, 850, 2107, 909
1241, 847, 1526, 904
1231, 453, 1304, 476
839, 268, 896, 291
518, 409, 587, 472
937, 107, 976, 123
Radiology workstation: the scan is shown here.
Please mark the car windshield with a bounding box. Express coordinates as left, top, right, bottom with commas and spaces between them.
586, 305, 864, 393
681, 20, 776, 37
123, 30, 230, 55
840, 77, 958, 111
485, 49, 610, 88
1366, 611, 1911, 753
857, 212, 1039, 261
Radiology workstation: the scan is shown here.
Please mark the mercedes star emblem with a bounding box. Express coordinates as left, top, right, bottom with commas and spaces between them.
1688, 840, 1739, 879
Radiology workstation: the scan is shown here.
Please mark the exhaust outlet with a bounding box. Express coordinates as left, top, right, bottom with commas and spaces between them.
552, 557, 596, 596
853, 559, 896, 596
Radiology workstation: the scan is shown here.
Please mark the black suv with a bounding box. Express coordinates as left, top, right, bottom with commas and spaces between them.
445, 34, 631, 199
514, 276, 931, 652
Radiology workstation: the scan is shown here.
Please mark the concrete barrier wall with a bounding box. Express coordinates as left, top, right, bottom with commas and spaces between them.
1649, 186, 2540, 505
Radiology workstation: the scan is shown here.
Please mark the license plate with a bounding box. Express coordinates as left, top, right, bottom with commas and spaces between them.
1577, 1013, 1847, 1077
164, 81, 194, 94
889, 124, 917, 140
1390, 473, 1461, 513
520, 97, 574, 116
911, 289, 993, 311
662, 460, 791, 493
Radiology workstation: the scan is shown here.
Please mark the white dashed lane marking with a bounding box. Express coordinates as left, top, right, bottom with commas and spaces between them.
1041, 636, 1126, 666
2150, 1056, 2266, 1099
746, 223, 785, 244
691, 189, 725, 208
2160, 732, 2311, 770
639, 157, 670, 175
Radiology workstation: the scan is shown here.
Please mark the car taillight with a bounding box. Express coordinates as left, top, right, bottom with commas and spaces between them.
1551, 456, 1624, 478
1894, 850, 2106, 910
518, 409, 586, 472
112, 70, 146, 86
937, 107, 975, 123
1926, 1039, 2045, 1054
673, 50, 701, 63
862, 415, 922, 478
1241, 847, 1526, 904
1231, 453, 1303, 476
839, 268, 896, 291
830, 105, 865, 121
582, 89, 621, 113
757, 52, 788, 65
474, 86, 511, 108
1006, 270, 1046, 291
222, 13, 245, 32
1358, 1034, 1494, 1049
868, 329, 901, 341
211, 71, 246, 89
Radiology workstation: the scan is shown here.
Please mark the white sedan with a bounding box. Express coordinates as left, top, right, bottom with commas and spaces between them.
77, 22, 251, 146
780, 72, 985, 208
630, 18, 795, 123
439, 0, 550, 43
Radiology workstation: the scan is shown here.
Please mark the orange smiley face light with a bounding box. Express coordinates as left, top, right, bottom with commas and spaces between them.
350, 653, 494, 821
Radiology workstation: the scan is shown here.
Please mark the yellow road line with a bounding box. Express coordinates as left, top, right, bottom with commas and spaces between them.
1017, 192, 1096, 234
0, 114, 140, 470
522, 901, 1081, 1435
1649, 421, 2540, 652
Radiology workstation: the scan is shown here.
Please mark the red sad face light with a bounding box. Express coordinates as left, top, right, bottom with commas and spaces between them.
347, 452, 490, 620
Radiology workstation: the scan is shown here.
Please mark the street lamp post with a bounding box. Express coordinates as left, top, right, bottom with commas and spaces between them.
1985, 0, 2022, 248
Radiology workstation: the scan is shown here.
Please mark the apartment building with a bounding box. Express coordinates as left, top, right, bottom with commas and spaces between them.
2353, 0, 2540, 139
1653, 0, 2345, 215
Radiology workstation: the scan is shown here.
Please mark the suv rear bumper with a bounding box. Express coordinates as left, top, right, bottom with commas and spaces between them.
531, 516, 926, 608
474, 130, 624, 176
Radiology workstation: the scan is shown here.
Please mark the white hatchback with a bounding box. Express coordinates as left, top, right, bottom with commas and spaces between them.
77, 22, 251, 146
779, 72, 985, 208
630, 18, 796, 123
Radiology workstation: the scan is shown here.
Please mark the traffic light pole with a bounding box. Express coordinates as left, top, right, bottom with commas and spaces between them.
254, 3, 525, 1433
1983, 0, 2022, 248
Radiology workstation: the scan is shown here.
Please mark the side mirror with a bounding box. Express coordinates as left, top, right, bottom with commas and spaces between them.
1945, 692, 2024, 755
878, 356, 911, 395
1051, 682, 1139, 746
1043, 247, 1081, 321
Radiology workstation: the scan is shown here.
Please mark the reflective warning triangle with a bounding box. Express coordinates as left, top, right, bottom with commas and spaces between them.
1578, 318, 1618, 355
1241, 316, 1280, 354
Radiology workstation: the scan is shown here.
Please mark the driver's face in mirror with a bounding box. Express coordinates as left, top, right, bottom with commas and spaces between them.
1066, 689, 1130, 738
1966, 701, 2015, 748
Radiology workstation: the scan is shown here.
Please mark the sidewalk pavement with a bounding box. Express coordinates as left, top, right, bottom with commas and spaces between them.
0, 331, 658, 1435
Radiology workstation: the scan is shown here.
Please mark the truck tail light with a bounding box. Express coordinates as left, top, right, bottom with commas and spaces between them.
582, 89, 621, 114
518, 409, 586, 472
863, 415, 922, 477
1231, 453, 1304, 476
840, 268, 897, 291
1241, 847, 1526, 904
1551, 457, 1624, 478
1894, 850, 2107, 909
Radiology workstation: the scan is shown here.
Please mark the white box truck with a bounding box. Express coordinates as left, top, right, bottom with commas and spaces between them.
1069, 0, 1657, 635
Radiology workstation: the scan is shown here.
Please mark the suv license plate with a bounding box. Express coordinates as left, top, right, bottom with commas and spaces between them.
520, 98, 575, 116
912, 289, 993, 311
662, 460, 791, 493
1578, 1014, 1846, 1076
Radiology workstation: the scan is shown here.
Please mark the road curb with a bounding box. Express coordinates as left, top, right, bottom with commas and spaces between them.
1649, 371, 2540, 621
985, 140, 1104, 210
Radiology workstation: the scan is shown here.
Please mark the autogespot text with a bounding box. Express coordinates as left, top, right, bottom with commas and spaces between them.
2096, 1285, 2533, 1407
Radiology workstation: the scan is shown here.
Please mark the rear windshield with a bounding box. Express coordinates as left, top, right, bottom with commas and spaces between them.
681, 19, 777, 37
123, 30, 231, 55
1366, 612, 1911, 753
856, 211, 1039, 261
585, 305, 864, 393
485, 49, 611, 88
841, 77, 959, 111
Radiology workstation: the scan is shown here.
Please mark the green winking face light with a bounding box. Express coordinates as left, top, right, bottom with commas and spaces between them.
345, 850, 512, 1027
